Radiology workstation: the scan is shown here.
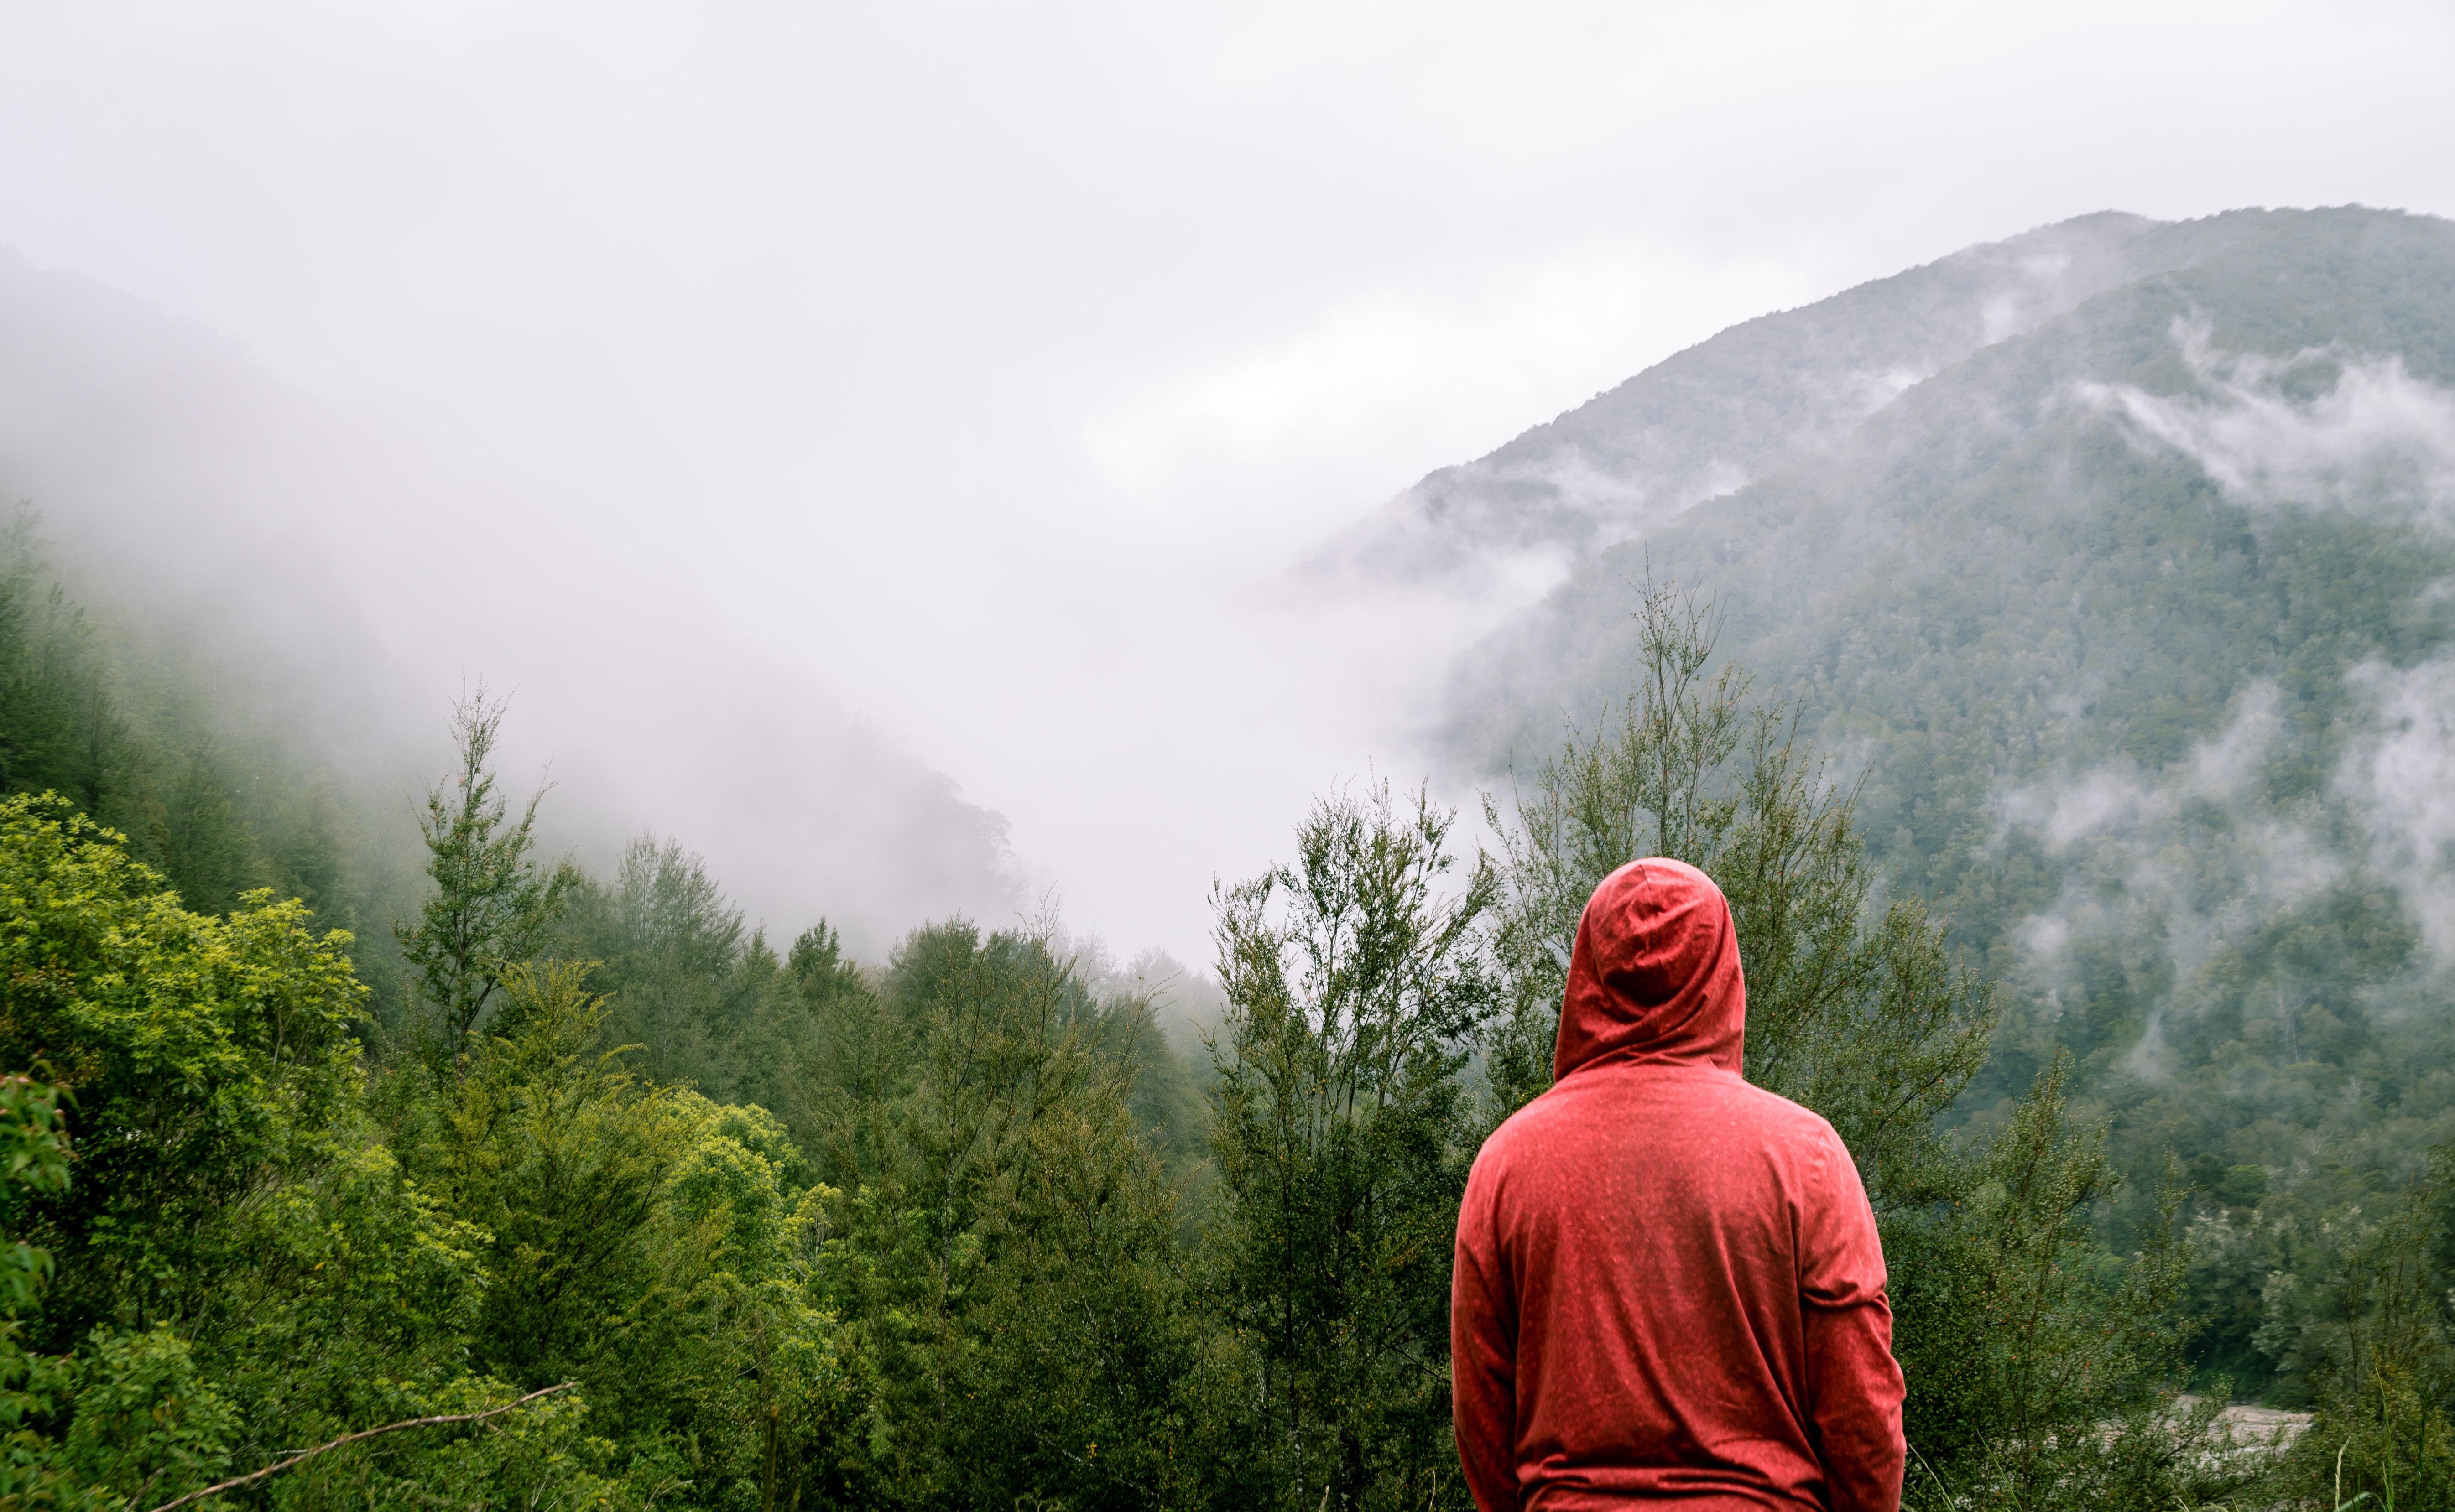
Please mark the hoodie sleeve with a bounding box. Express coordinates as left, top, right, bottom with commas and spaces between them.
1798, 1128, 1907, 1512
1452, 1164, 1519, 1512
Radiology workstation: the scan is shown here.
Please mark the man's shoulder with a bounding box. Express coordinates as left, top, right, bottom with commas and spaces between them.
1479, 1066, 1843, 1168
1722, 1077, 1845, 1143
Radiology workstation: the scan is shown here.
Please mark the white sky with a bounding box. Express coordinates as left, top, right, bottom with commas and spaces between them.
3, 0, 2452, 961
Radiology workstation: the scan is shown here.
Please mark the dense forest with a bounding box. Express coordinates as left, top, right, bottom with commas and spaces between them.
12, 206, 2455, 1512
10, 510, 2455, 1512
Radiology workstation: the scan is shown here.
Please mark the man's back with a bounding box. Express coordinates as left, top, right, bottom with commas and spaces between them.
1451, 859, 1903, 1512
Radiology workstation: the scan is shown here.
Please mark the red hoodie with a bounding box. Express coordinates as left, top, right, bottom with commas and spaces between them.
1452, 858, 1905, 1512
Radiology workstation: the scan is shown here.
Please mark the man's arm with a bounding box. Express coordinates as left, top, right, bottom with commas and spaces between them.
1798, 1128, 1907, 1512
1452, 1174, 1518, 1512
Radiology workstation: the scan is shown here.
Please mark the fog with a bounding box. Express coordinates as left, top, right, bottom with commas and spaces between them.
2, 0, 2452, 961
2085, 318, 2455, 532
1993, 682, 2346, 1075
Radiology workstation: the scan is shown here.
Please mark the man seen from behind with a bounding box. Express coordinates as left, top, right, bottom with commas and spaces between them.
1451, 857, 1906, 1511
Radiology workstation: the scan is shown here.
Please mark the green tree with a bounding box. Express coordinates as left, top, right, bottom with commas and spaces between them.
404, 961, 854, 1506
0, 792, 365, 1344
2262, 1172, 2455, 1510
564, 835, 753, 1091
153, 739, 261, 919
0, 1070, 111, 1512
810, 922, 1198, 1511
1479, 582, 1991, 1192
0, 515, 128, 824
0, 790, 632, 1511
396, 691, 575, 1054
1888, 1062, 2214, 1509
1206, 781, 1499, 1512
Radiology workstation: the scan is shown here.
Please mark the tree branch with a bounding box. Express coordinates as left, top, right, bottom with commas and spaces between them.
145, 1381, 578, 1512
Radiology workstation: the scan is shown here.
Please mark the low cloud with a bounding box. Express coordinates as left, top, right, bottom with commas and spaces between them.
2339, 656, 2455, 965
2082, 319, 2455, 530
1989, 653, 2455, 1082
1995, 683, 2344, 1068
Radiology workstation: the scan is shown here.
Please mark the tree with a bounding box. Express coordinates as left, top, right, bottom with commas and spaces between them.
563, 835, 752, 1089
1206, 781, 1499, 1512
0, 791, 615, 1511
0, 514, 130, 824
0, 1068, 107, 1511
396, 691, 575, 1054
1480, 581, 1992, 1193
0, 792, 365, 1344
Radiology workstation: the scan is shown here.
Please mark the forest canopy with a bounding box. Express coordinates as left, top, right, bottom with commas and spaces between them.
14, 527, 2442, 1512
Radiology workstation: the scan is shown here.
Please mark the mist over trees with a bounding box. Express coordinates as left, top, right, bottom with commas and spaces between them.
0, 241, 1024, 955
12, 205, 2455, 1509
0, 559, 2293, 1510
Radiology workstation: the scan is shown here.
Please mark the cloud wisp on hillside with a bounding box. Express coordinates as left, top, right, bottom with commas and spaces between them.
2342, 656, 2455, 966
2084, 319, 2455, 533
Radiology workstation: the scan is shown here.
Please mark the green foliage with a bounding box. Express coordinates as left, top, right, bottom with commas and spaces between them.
0, 514, 125, 824
426, 964, 699, 1392
1887, 1062, 2232, 1508
562, 837, 751, 1089
59, 1327, 238, 1506
0, 791, 365, 1343
0, 789, 664, 1509
807, 921, 1199, 1510
397, 690, 577, 1055
0, 1069, 108, 1512
1207, 781, 1498, 1511
2264, 1180, 2455, 1510
0, 1076, 70, 1320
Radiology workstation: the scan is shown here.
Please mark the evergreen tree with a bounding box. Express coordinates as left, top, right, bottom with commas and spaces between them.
396, 691, 575, 1055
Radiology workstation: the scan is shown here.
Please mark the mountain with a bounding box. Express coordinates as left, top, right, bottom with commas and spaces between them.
1318, 210, 2348, 589
1392, 205, 2455, 1396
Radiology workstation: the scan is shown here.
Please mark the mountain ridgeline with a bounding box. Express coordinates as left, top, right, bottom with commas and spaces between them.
1415, 205, 2455, 1398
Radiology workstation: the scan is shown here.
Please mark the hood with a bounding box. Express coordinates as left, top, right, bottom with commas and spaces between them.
1553, 857, 1746, 1081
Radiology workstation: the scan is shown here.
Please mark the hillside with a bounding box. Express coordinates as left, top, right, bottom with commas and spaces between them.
1417, 205, 2455, 1395
1318, 209, 2340, 588
0, 247, 1020, 956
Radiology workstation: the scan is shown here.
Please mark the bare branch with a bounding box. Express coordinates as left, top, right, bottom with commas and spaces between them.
145, 1382, 578, 1512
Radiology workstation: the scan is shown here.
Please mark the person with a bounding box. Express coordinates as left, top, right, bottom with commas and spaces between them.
1451, 857, 1905, 1511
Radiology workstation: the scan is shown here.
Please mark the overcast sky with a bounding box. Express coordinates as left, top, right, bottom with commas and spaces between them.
3, 0, 2452, 961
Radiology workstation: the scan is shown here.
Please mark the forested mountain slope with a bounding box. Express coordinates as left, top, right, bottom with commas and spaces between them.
1428, 205, 2455, 1394
0, 248, 1018, 953
1318, 208, 2322, 587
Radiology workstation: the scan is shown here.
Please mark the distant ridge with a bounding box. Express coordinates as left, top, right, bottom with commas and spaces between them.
1315, 209, 2314, 589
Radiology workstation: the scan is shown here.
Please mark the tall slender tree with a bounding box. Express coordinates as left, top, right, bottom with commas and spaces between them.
1480, 580, 1992, 1195
1207, 781, 1499, 1511
396, 690, 575, 1053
